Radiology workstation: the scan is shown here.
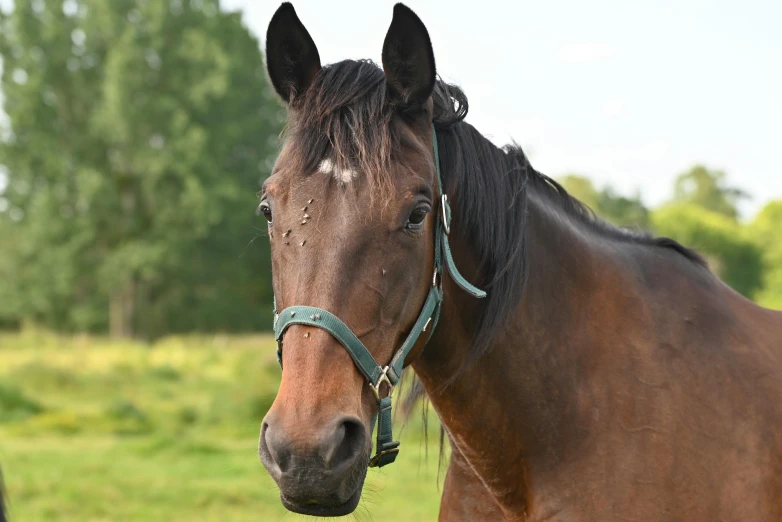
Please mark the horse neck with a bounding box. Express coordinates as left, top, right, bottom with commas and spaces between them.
412, 184, 629, 512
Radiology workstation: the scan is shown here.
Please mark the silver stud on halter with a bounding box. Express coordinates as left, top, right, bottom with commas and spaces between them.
422, 317, 432, 332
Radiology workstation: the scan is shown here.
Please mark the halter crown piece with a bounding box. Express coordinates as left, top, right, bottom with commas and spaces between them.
272, 125, 486, 467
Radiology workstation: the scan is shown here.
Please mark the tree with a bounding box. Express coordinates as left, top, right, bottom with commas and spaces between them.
559, 174, 650, 229
596, 187, 649, 229
651, 204, 763, 298
559, 174, 599, 210
747, 201, 782, 310
672, 165, 748, 220
0, 0, 283, 337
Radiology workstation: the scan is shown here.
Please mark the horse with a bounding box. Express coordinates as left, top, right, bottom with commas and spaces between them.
258, 3, 782, 520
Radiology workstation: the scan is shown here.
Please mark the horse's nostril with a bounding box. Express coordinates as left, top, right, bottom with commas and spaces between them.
261, 415, 366, 477
323, 417, 366, 471
262, 420, 292, 473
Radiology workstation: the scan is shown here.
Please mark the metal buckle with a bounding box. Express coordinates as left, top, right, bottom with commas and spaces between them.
440, 194, 451, 234
370, 366, 394, 400
368, 446, 400, 467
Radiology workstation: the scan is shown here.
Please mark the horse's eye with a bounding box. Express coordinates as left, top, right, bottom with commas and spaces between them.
406, 204, 430, 230
259, 201, 273, 224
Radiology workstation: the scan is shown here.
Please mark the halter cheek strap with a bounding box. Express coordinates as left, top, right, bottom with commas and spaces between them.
272, 126, 486, 468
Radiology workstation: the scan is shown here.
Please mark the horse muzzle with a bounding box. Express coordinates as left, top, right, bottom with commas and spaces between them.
259, 412, 369, 516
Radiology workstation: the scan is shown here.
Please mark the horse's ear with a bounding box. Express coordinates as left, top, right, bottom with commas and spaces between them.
382, 4, 436, 107
265, 3, 321, 104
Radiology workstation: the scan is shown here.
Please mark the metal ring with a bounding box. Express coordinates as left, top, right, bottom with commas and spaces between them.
370, 366, 394, 400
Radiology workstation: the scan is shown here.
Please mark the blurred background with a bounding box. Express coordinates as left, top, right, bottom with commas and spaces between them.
0, 0, 779, 521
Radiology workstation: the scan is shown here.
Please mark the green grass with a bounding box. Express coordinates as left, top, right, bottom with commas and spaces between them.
0, 331, 445, 521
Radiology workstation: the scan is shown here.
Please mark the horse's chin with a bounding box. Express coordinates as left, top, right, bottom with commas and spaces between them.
280, 478, 364, 517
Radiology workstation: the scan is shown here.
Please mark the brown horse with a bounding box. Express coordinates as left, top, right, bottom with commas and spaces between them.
259, 3, 782, 520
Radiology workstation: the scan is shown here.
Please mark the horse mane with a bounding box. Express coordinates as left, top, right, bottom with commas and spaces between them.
287, 58, 705, 370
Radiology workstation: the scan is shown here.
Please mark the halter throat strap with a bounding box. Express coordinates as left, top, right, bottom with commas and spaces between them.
272, 126, 486, 467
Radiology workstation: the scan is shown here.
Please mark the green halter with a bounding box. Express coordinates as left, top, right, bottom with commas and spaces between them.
272, 126, 486, 467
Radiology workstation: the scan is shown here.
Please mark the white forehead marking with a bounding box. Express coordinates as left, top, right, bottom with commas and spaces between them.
318, 158, 357, 183
334, 167, 357, 183
318, 158, 334, 174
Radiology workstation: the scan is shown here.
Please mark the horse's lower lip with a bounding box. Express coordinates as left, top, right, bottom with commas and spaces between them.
280, 486, 362, 517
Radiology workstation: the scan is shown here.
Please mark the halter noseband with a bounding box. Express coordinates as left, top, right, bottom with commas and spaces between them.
272, 126, 486, 468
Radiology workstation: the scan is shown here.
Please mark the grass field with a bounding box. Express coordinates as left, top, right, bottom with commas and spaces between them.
0, 331, 446, 521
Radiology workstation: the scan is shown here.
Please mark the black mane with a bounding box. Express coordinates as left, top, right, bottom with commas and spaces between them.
290, 59, 705, 366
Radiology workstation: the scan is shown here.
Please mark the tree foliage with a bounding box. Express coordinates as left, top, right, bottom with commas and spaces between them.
559, 174, 649, 228
0, 0, 778, 337
747, 201, 782, 310
0, 0, 283, 338
672, 165, 748, 220
651, 204, 764, 298
559, 174, 599, 209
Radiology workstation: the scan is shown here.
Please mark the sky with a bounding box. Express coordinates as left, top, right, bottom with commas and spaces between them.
224, 0, 782, 219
